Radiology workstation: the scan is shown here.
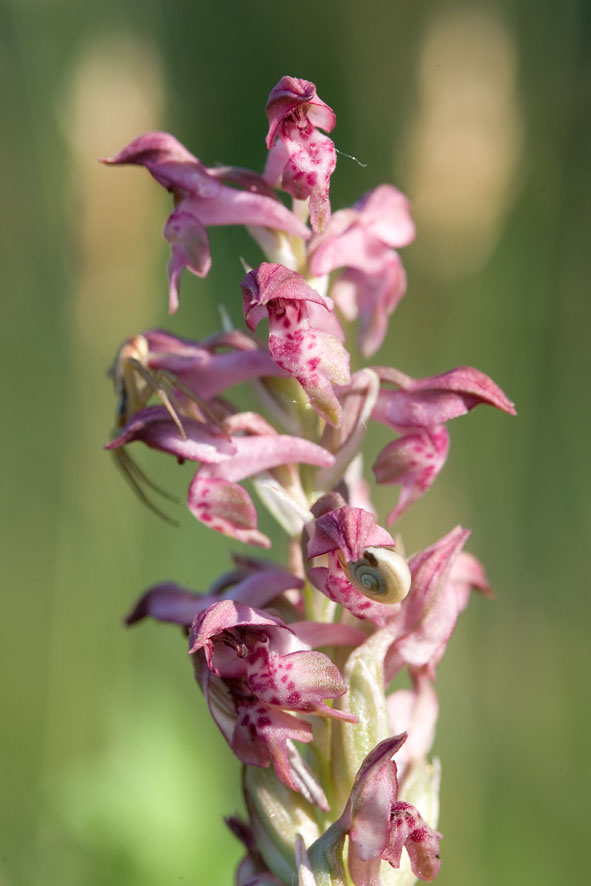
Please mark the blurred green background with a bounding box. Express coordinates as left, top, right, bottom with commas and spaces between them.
2, 0, 589, 883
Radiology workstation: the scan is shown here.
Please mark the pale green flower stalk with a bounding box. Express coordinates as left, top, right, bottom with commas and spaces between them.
104, 76, 515, 884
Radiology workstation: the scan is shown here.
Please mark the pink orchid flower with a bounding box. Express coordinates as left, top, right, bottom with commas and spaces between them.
107, 407, 335, 547
306, 498, 411, 625
309, 185, 416, 356
142, 328, 287, 401
242, 263, 350, 426
103, 132, 310, 312
336, 734, 442, 883
125, 562, 305, 629
384, 527, 491, 682
264, 76, 336, 233
372, 365, 516, 522
189, 600, 359, 803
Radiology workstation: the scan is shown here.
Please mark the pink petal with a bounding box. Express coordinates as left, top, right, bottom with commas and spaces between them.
353, 184, 415, 248
373, 426, 450, 523
187, 473, 271, 547
182, 188, 309, 238
190, 600, 285, 653
290, 621, 366, 650
387, 674, 439, 773
125, 582, 207, 627
248, 648, 353, 719
102, 131, 218, 196
204, 433, 335, 484
307, 506, 394, 560
384, 526, 472, 680
399, 526, 471, 634
373, 366, 517, 428
105, 405, 236, 462
164, 208, 211, 313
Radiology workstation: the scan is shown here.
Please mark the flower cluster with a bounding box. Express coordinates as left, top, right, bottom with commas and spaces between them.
104, 75, 514, 884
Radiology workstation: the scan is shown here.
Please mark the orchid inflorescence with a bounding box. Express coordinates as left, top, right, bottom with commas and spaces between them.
103, 76, 515, 885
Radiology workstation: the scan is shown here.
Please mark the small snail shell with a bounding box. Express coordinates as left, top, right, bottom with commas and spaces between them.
344, 547, 411, 604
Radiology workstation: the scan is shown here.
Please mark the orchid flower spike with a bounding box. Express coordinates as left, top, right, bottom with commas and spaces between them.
102, 73, 516, 886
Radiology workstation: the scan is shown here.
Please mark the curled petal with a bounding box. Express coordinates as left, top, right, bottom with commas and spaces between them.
403, 526, 471, 630
347, 735, 407, 856
338, 735, 441, 883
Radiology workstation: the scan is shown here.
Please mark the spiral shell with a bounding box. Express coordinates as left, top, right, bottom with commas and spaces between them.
344, 546, 411, 604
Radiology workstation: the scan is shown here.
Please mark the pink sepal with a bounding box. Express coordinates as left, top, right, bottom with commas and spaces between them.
373, 426, 450, 523
125, 567, 303, 628
373, 365, 517, 428
307, 506, 394, 560
105, 405, 236, 462
188, 472, 271, 548
164, 209, 210, 312
144, 328, 286, 401
384, 526, 475, 680
290, 621, 366, 650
